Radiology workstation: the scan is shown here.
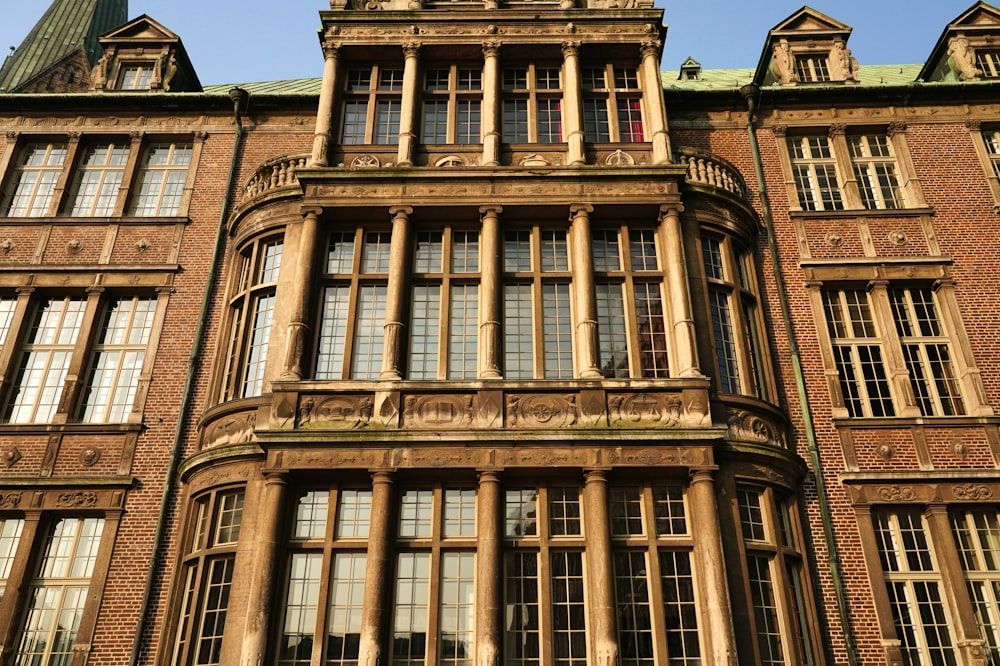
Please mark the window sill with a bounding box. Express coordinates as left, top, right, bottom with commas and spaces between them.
0, 215, 191, 225
789, 207, 934, 219
831, 415, 1000, 429
0, 421, 144, 435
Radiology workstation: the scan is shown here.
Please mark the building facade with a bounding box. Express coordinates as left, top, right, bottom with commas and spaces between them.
0, 1, 999, 666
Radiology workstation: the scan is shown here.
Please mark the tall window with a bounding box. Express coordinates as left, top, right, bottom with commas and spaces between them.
341, 67, 404, 145
174, 489, 245, 666
503, 66, 562, 144
409, 229, 480, 380
422, 67, 482, 145
593, 227, 668, 379
983, 129, 1000, 178
788, 135, 844, 211
950, 509, 1000, 661
609, 484, 701, 666
822, 289, 895, 418
392, 487, 476, 666
503, 227, 573, 379
131, 142, 193, 216
702, 236, 767, 398
0, 298, 16, 345
504, 485, 587, 666
738, 489, 814, 666
81, 296, 157, 423
0, 517, 24, 602
16, 517, 105, 666
315, 230, 390, 380
4, 297, 86, 423
224, 237, 283, 399
2, 142, 67, 217
582, 66, 644, 143
69, 142, 129, 216
278, 488, 373, 666
848, 134, 903, 210
873, 509, 957, 666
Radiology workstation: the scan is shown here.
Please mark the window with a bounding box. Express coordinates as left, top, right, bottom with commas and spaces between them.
503, 66, 562, 144
277, 488, 372, 666
951, 508, 1000, 661
701, 236, 767, 398
982, 129, 1000, 179
848, 134, 904, 210
223, 237, 283, 399
822, 287, 965, 418
341, 67, 403, 145
593, 227, 668, 379
503, 227, 573, 379
16, 517, 105, 666
873, 509, 957, 666
582, 66, 644, 143
795, 55, 830, 82
409, 230, 480, 379
738, 489, 814, 666
69, 142, 129, 216
787, 135, 844, 211
422, 67, 482, 145
315, 230, 389, 380
117, 63, 155, 90
173, 489, 245, 666
976, 50, 1000, 78
131, 143, 193, 216
0, 516, 24, 602
504, 485, 587, 666
2, 142, 67, 217
609, 484, 701, 666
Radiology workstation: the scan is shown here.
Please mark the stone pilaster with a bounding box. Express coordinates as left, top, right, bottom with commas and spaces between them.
658, 204, 701, 378
479, 206, 503, 379
311, 43, 341, 167
380, 206, 413, 380
570, 205, 603, 378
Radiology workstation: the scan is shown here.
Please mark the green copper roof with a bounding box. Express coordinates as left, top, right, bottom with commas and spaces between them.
0, 0, 127, 92
203, 78, 324, 96
661, 64, 924, 91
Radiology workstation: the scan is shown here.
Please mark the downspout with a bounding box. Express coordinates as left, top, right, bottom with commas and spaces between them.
738, 83, 859, 666
129, 86, 250, 666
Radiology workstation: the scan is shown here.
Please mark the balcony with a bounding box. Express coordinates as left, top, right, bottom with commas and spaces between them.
675, 147, 751, 202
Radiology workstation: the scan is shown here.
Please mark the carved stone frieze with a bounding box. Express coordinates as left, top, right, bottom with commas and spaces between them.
57, 491, 99, 508
953, 484, 994, 501
403, 394, 474, 429
726, 409, 785, 448
0, 492, 22, 508
507, 394, 577, 428
876, 485, 917, 502
202, 411, 257, 449
299, 394, 374, 429
608, 392, 682, 427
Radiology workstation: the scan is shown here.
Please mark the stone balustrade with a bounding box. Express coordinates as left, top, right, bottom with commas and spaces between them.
241, 154, 309, 202
676, 147, 750, 201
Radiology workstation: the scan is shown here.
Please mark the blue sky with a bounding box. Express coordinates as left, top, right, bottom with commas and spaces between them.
0, 0, 975, 85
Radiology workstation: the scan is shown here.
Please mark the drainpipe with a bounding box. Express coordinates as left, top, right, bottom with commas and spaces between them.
129, 86, 250, 666
738, 83, 859, 666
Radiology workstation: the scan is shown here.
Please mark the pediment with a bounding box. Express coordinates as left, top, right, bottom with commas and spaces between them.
100, 15, 180, 44
769, 6, 852, 36
951, 2, 1000, 27
919, 1, 1000, 82
753, 6, 858, 86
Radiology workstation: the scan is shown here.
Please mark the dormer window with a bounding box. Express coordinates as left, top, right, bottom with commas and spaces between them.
976, 49, 1000, 77
117, 63, 155, 90
795, 55, 831, 83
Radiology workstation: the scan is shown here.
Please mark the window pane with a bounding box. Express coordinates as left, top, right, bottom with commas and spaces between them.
448, 285, 478, 380
350, 285, 387, 380
551, 552, 587, 666
279, 553, 322, 666
409, 285, 442, 380
294, 491, 330, 539
131, 143, 192, 216
316, 286, 351, 380
614, 552, 654, 666
4, 143, 67, 217
393, 553, 431, 666
400, 490, 434, 538
504, 284, 533, 380
505, 490, 538, 538
659, 551, 701, 665
548, 488, 581, 537
596, 283, 628, 378
542, 283, 572, 379
444, 489, 476, 538
70, 143, 129, 216
439, 553, 475, 666
336, 490, 373, 539
504, 553, 540, 666
327, 553, 368, 666
610, 486, 644, 537
635, 283, 669, 378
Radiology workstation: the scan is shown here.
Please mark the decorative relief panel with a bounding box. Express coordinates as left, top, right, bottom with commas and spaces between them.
0, 492, 22, 508
403, 394, 474, 429
299, 395, 374, 429
201, 410, 257, 450
726, 409, 786, 449
507, 394, 577, 428
609, 393, 683, 427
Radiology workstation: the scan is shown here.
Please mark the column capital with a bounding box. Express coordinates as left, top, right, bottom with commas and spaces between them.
688, 467, 718, 485
263, 470, 290, 486
569, 203, 593, 219
657, 203, 684, 220
371, 470, 396, 486
933, 277, 956, 292
479, 205, 503, 218
300, 206, 324, 219
322, 42, 342, 60
389, 205, 414, 220
561, 40, 581, 58
828, 123, 847, 137
583, 468, 611, 484
5, 130, 19, 143
640, 39, 662, 59
478, 470, 503, 484
402, 42, 421, 59
482, 40, 501, 58
887, 121, 908, 137
867, 278, 890, 292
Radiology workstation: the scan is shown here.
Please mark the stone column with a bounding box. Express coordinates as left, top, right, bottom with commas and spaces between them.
397, 42, 421, 167
311, 43, 342, 167
658, 205, 701, 378
688, 470, 737, 665
561, 41, 585, 166
583, 469, 619, 666
640, 40, 671, 165
570, 205, 603, 378
479, 206, 503, 379
359, 471, 396, 666
239, 472, 289, 666
481, 41, 501, 167
281, 207, 323, 379
380, 206, 413, 380
476, 471, 503, 666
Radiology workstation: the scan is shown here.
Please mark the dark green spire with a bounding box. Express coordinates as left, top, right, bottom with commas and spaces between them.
0, 0, 127, 92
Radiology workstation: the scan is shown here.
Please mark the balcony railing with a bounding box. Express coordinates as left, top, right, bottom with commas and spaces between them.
241, 154, 309, 202
676, 147, 750, 202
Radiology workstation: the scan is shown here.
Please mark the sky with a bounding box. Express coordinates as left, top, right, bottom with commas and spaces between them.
0, 0, 976, 86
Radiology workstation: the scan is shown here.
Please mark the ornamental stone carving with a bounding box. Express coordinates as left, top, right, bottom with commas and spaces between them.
0, 492, 22, 508
605, 150, 635, 166
351, 154, 381, 168
608, 393, 682, 427
203, 411, 257, 449
403, 395, 475, 429
948, 35, 982, 80
80, 448, 101, 467
726, 410, 783, 447
57, 492, 99, 508
953, 484, 994, 501
299, 395, 374, 429
876, 485, 916, 502
1, 447, 21, 467
507, 394, 577, 428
